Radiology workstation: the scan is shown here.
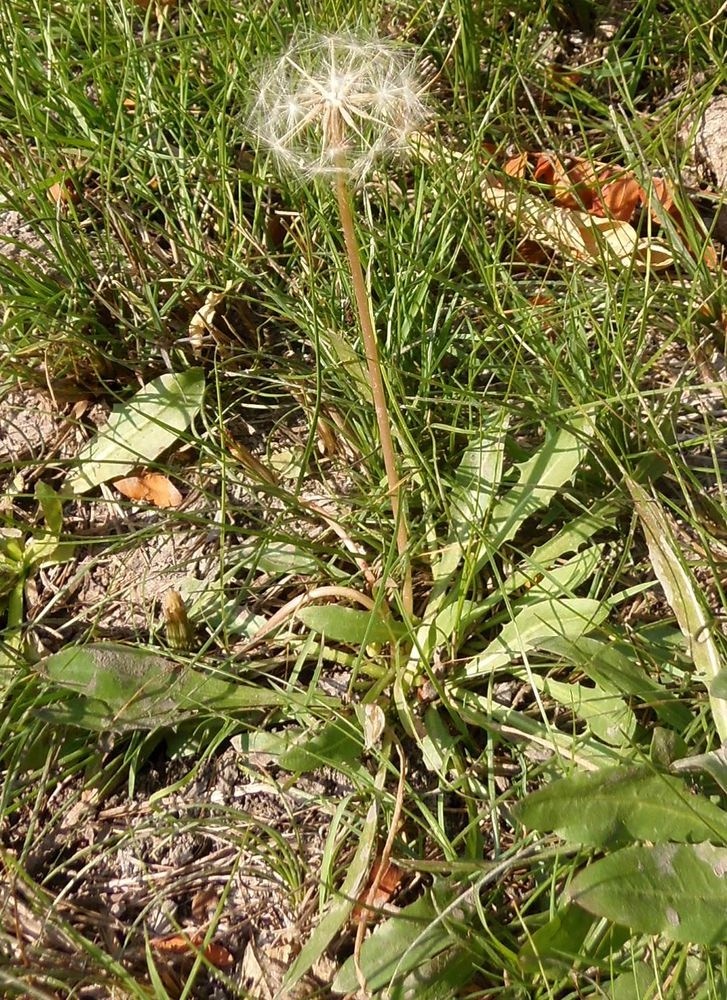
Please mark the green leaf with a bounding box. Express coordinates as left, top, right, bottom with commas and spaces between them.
24, 485, 76, 568
514, 544, 605, 602
420, 706, 459, 774
241, 540, 321, 576
431, 411, 508, 590
332, 882, 472, 994
35, 481, 63, 536
535, 675, 635, 747
458, 597, 607, 680
627, 476, 727, 741
278, 717, 363, 772
540, 634, 692, 730
65, 368, 205, 494
296, 604, 404, 645
476, 417, 592, 568
518, 904, 595, 975
449, 416, 508, 548
567, 842, 727, 944
35, 643, 296, 732
515, 765, 727, 848
671, 747, 727, 797
609, 963, 658, 1000
393, 947, 477, 1000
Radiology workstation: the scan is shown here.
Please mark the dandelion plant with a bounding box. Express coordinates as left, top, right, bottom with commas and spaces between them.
249, 32, 429, 616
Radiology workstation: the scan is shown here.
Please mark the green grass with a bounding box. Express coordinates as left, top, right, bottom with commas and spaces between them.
2, 0, 727, 996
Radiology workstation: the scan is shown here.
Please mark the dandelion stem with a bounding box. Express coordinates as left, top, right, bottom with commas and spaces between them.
332, 155, 413, 616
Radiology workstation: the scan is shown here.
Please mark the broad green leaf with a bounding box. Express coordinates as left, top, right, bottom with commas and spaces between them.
710, 671, 727, 700
239, 539, 321, 576
455, 688, 621, 768
475, 417, 593, 570
431, 410, 508, 590
394, 947, 478, 1000
540, 634, 692, 730
425, 514, 612, 655
568, 842, 727, 944
296, 604, 404, 645
535, 675, 635, 746
429, 597, 481, 647
457, 597, 607, 680
35, 698, 116, 731
421, 706, 459, 774
448, 416, 508, 548
515, 544, 605, 602
515, 766, 727, 848
178, 576, 265, 638
671, 746, 727, 797
332, 881, 472, 994
518, 904, 595, 975
627, 477, 727, 741
35, 481, 63, 536
609, 963, 659, 1000
65, 368, 205, 494
35, 643, 296, 732
278, 717, 363, 772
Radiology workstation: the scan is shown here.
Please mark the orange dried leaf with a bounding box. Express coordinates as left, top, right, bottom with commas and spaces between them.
504, 152, 530, 178
595, 174, 643, 222
650, 177, 684, 227
353, 857, 404, 923
151, 933, 191, 955
113, 472, 183, 508
151, 932, 235, 969
532, 153, 559, 187
47, 178, 79, 206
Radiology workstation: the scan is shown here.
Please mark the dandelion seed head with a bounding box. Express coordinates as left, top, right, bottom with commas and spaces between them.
248, 31, 429, 180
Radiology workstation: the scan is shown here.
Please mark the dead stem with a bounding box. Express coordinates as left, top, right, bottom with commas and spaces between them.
330, 131, 413, 616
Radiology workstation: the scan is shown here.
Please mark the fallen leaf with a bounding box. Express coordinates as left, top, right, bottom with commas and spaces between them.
47, 177, 79, 207
481, 181, 673, 270
594, 173, 644, 222
650, 176, 685, 227
113, 472, 183, 508
353, 856, 404, 923
151, 931, 235, 970
191, 888, 220, 924
504, 152, 530, 178
187, 284, 238, 356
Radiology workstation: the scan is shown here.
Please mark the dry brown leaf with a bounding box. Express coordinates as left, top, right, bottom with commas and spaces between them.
188, 289, 228, 356
113, 471, 183, 508
481, 182, 673, 270
515, 239, 551, 265
47, 178, 79, 207
352, 856, 404, 923
150, 931, 235, 970
594, 174, 644, 222
650, 176, 684, 227
504, 152, 530, 178
531, 152, 559, 187
191, 888, 220, 924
